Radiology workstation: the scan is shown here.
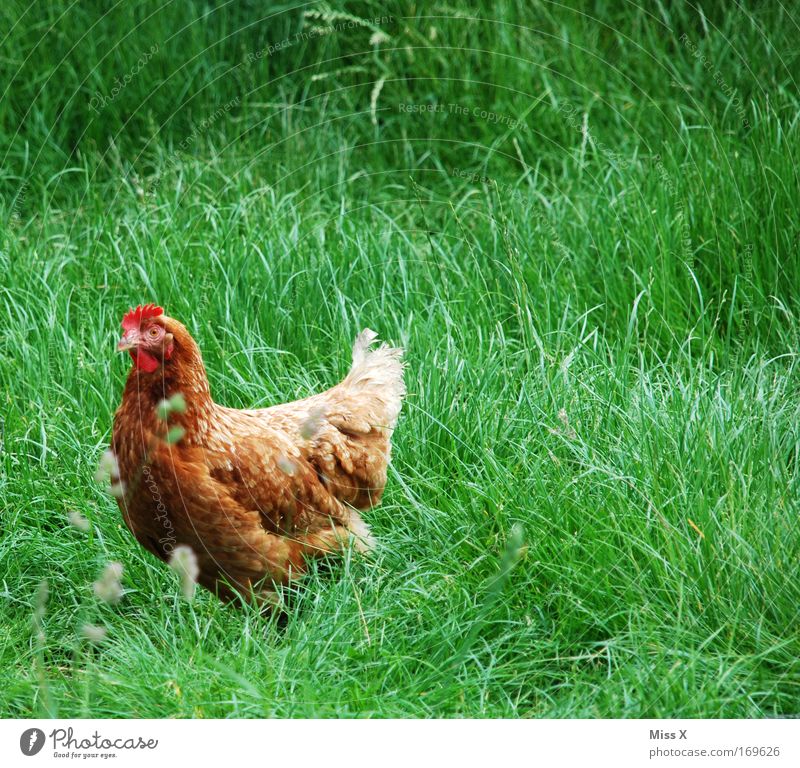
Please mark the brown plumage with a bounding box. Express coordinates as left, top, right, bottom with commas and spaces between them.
111, 304, 404, 603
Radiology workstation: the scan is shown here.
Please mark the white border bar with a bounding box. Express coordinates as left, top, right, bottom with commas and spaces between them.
1, 718, 797, 767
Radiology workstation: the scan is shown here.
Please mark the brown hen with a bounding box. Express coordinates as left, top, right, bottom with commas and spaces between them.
111, 304, 404, 603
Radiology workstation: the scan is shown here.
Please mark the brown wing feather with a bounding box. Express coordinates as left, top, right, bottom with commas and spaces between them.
121, 438, 354, 600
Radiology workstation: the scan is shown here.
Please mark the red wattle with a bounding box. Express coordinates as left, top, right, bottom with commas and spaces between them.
129, 348, 160, 373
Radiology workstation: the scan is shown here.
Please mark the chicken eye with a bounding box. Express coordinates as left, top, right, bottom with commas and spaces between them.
148, 327, 160, 338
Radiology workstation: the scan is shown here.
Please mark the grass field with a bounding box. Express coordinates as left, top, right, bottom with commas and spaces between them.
1, 1, 799, 718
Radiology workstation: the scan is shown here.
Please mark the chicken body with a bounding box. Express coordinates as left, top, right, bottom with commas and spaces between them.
111, 309, 404, 603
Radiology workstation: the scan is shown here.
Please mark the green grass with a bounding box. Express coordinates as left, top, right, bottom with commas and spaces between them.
1, 0, 799, 717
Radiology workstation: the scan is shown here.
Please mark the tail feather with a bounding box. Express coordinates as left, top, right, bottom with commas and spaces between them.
351, 328, 379, 365
341, 328, 405, 429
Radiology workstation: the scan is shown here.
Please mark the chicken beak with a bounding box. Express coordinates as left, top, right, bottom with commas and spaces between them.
117, 330, 139, 351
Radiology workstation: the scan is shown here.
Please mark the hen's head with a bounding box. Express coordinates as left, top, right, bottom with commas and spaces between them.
117, 304, 175, 374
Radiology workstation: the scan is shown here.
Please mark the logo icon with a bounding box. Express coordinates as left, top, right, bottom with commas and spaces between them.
20, 728, 45, 756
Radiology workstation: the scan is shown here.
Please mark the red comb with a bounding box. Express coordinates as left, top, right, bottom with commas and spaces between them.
121, 303, 163, 330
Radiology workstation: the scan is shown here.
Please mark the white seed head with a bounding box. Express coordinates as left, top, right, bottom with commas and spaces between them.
168, 392, 187, 413
33, 579, 48, 623
157, 393, 187, 419
300, 405, 326, 440
169, 545, 199, 600
68, 510, 90, 532
93, 562, 124, 604
80, 623, 108, 642
165, 426, 185, 444
557, 408, 576, 439
277, 454, 296, 476
95, 449, 120, 482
